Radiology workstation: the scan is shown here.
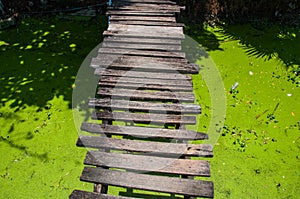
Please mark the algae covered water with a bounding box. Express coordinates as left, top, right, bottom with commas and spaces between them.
0, 16, 299, 198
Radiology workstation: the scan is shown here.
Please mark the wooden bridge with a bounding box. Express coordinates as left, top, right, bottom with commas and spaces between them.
70, 0, 214, 198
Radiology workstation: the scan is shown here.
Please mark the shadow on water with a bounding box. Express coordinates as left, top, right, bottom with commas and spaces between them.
0, 135, 49, 161
185, 21, 300, 70
221, 22, 300, 68
0, 15, 107, 111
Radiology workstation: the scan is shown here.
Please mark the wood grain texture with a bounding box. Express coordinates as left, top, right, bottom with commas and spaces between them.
70, 190, 136, 199
84, 151, 211, 176
103, 37, 182, 45
94, 69, 191, 80
98, 75, 191, 86
77, 136, 213, 157
89, 98, 200, 114
91, 110, 196, 125
97, 88, 195, 102
80, 167, 214, 198
81, 123, 208, 140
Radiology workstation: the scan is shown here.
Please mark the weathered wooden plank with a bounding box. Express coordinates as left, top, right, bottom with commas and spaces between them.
105, 24, 184, 39
108, 5, 183, 12
98, 48, 186, 58
77, 136, 213, 157
104, 37, 181, 45
108, 8, 177, 14
97, 88, 195, 102
94, 69, 191, 80
80, 167, 214, 198
100, 76, 192, 88
98, 75, 192, 87
103, 30, 184, 39
89, 98, 200, 114
107, 10, 175, 16
98, 82, 192, 92
91, 110, 196, 125
102, 42, 181, 51
81, 123, 208, 140
110, 16, 176, 23
70, 190, 136, 199
110, 20, 184, 27
96, 54, 188, 64
107, 24, 183, 35
91, 58, 199, 74
115, 0, 177, 5
84, 151, 211, 176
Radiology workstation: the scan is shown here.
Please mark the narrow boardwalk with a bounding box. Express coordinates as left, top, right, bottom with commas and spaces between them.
70, 0, 214, 198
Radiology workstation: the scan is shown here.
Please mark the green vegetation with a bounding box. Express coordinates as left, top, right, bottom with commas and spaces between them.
1, 15, 299, 198
0, 15, 106, 198
189, 23, 300, 198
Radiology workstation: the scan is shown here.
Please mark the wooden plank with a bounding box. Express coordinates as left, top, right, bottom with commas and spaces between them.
98, 48, 186, 58
107, 10, 175, 16
81, 123, 208, 140
115, 0, 177, 5
70, 190, 136, 199
110, 20, 184, 27
103, 30, 184, 39
94, 69, 191, 80
91, 110, 196, 125
107, 24, 183, 36
105, 24, 184, 39
98, 82, 192, 92
77, 136, 213, 157
104, 37, 182, 45
102, 42, 181, 51
91, 58, 199, 74
84, 151, 211, 176
89, 98, 200, 114
107, 8, 177, 14
108, 5, 183, 12
110, 16, 176, 23
80, 167, 214, 198
98, 75, 192, 87
97, 88, 195, 102
96, 55, 188, 64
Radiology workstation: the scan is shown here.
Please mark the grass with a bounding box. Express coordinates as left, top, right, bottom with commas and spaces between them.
0, 15, 299, 198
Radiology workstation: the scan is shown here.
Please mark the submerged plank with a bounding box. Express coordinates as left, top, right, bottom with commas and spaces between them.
81, 123, 208, 140
80, 167, 214, 198
84, 151, 211, 176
